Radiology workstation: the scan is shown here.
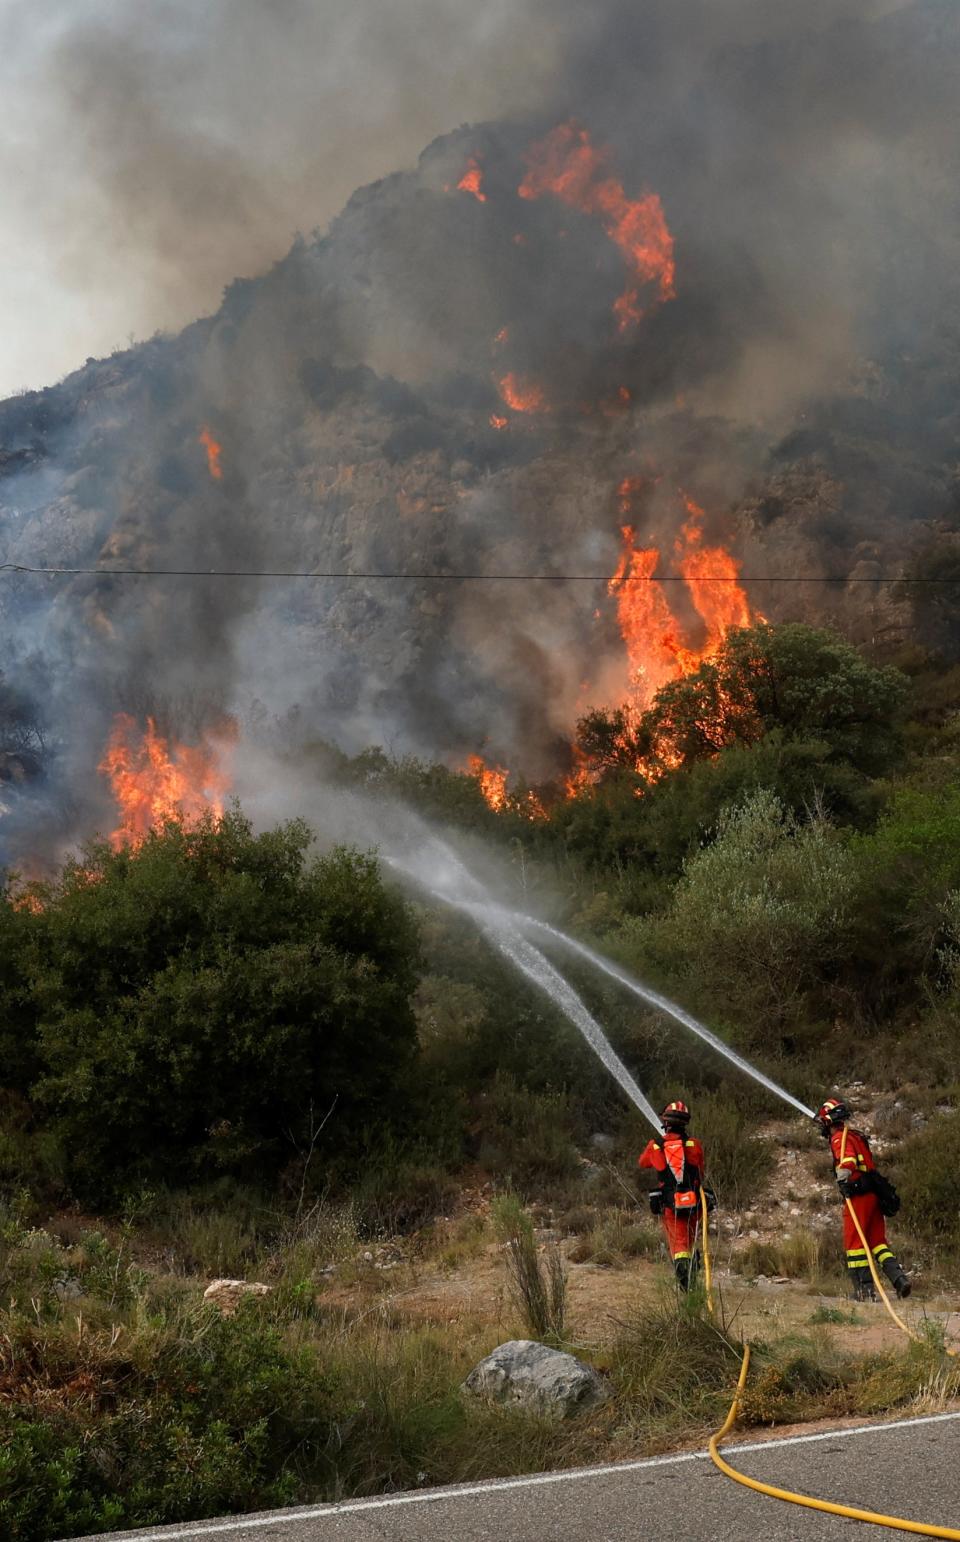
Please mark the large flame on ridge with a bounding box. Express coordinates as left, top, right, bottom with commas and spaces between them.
608, 497, 752, 715
99, 714, 235, 850
676, 498, 752, 643
519, 121, 675, 332
608, 534, 689, 709
599, 492, 753, 784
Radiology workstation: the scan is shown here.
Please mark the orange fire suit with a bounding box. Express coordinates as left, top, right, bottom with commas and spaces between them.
639, 1133, 706, 1263
831, 1124, 895, 1278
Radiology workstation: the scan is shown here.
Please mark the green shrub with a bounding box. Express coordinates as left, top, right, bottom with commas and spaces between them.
351, 1152, 460, 1237
476, 1075, 580, 1195
567, 1209, 660, 1267
632, 790, 856, 1032
638, 622, 906, 779
0, 1305, 339, 1540
809, 1305, 860, 1325
735, 1229, 828, 1282
693, 1093, 772, 1211
610, 1297, 743, 1439
894, 1115, 960, 1254
16, 814, 420, 1198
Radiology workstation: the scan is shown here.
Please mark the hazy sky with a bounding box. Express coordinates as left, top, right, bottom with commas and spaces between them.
0, 0, 573, 399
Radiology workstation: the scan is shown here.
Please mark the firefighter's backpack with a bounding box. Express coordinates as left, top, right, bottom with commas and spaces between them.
870, 1172, 901, 1217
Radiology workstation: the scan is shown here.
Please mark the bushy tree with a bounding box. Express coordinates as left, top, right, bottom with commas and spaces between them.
631, 789, 856, 1034
640, 622, 906, 776
894, 530, 960, 661
846, 780, 960, 1005
14, 812, 420, 1196
575, 622, 906, 784
0, 882, 42, 1094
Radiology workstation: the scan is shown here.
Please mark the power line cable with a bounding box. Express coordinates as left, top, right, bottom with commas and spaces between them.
0, 562, 952, 583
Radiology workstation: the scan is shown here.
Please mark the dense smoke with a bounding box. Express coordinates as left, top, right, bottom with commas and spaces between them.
0, 0, 576, 396
2, 0, 959, 864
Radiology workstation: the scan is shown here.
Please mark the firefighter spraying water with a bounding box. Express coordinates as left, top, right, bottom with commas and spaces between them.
639, 1100, 716, 1292
815, 1096, 911, 1302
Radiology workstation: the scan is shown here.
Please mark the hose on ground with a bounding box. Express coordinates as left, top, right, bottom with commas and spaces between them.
702, 1143, 960, 1534
709, 1344, 960, 1539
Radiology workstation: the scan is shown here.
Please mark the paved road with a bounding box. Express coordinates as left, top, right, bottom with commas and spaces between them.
80, 1411, 960, 1542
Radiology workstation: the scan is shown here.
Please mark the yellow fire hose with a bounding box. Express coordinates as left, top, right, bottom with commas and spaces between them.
699, 1166, 960, 1537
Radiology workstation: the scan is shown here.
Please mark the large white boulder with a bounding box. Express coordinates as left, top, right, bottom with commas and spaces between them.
462, 1339, 607, 1419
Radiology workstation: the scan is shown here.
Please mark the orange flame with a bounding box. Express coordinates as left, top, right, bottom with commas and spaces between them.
467, 754, 509, 812
676, 499, 751, 649
489, 414, 509, 430
608, 530, 692, 709
199, 426, 223, 481
99, 714, 234, 850
564, 746, 594, 800
498, 372, 546, 413
457, 157, 487, 202
519, 121, 675, 332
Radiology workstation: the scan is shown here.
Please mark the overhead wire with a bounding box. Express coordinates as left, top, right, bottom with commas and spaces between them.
0, 562, 958, 584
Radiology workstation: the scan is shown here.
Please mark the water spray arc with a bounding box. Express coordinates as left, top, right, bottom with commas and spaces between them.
476, 918, 662, 1134
515, 916, 815, 1121
387, 829, 812, 1126
383, 847, 661, 1133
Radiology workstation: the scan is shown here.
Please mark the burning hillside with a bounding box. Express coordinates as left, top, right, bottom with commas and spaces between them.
99, 715, 235, 850
2, 0, 960, 864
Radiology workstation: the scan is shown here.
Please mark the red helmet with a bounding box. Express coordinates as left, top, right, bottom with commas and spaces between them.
815, 1097, 850, 1137
662, 1100, 691, 1127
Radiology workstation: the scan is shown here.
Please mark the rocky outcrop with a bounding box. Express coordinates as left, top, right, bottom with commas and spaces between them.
462, 1339, 607, 1419
203, 1278, 272, 1316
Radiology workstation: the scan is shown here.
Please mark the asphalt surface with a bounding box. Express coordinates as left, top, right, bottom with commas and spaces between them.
79, 1411, 960, 1542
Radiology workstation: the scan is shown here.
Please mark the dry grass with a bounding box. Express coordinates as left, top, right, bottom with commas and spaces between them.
3, 1204, 960, 1541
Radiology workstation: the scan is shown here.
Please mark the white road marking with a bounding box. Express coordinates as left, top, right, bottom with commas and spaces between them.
88, 1408, 960, 1541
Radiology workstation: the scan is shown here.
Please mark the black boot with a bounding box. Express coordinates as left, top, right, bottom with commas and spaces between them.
674, 1257, 691, 1292
882, 1255, 912, 1299
852, 1267, 877, 1302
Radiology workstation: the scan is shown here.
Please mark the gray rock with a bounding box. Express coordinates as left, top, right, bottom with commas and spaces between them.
462, 1340, 607, 1419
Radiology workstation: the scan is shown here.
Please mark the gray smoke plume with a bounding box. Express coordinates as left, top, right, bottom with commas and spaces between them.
0, 0, 578, 396
2, 0, 959, 864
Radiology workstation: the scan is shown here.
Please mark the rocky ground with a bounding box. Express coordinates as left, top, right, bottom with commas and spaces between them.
301, 1095, 959, 1368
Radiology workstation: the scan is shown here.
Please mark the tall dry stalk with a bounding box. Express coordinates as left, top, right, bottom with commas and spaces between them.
491, 1193, 567, 1344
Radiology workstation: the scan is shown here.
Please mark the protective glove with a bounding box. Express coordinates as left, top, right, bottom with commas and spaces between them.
703, 1185, 718, 1213
837, 1174, 864, 1200
648, 1191, 664, 1218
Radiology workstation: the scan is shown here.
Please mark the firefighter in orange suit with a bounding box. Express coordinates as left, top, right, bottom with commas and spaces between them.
815, 1097, 911, 1302
639, 1100, 715, 1290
